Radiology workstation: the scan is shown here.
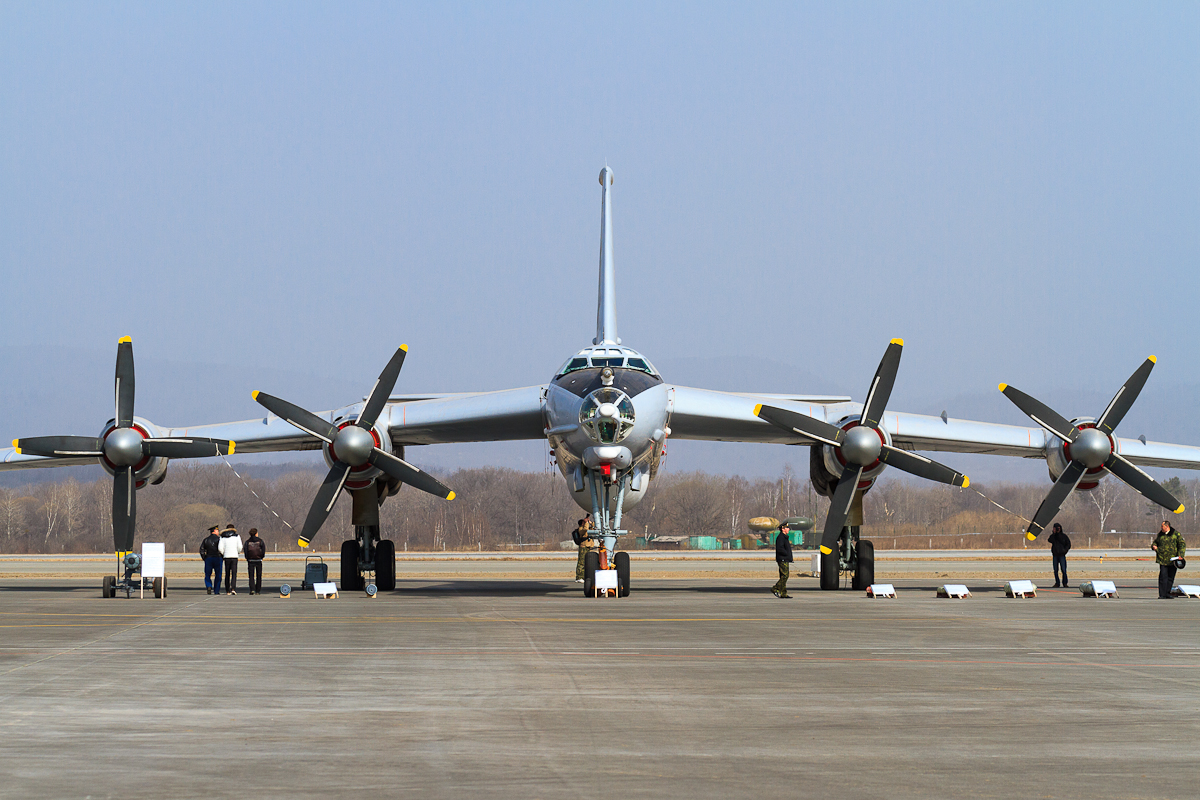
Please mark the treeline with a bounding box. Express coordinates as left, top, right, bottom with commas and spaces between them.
0, 462, 1195, 554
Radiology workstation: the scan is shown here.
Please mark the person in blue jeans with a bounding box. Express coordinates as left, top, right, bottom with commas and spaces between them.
200, 526, 223, 595
1047, 522, 1071, 588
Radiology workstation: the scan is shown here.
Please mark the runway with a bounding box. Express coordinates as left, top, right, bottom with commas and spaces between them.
1, 559, 1197, 799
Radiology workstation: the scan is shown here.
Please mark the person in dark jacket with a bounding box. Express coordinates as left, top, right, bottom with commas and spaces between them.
200, 526, 223, 595
244, 528, 266, 595
1047, 523, 1071, 588
771, 523, 793, 598
1152, 520, 1187, 598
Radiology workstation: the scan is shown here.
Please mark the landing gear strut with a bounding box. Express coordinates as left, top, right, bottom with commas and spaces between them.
820, 525, 875, 590
583, 464, 632, 597
338, 487, 398, 592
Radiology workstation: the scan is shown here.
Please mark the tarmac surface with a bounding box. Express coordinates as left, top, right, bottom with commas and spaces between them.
1, 555, 1198, 799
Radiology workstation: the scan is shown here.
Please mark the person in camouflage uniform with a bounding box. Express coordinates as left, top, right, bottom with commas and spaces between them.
573, 516, 596, 582
771, 523, 793, 598
1152, 520, 1187, 599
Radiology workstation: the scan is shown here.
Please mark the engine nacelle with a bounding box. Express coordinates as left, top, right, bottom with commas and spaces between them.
809, 415, 889, 498
1045, 417, 1107, 491
97, 416, 168, 489
323, 413, 394, 491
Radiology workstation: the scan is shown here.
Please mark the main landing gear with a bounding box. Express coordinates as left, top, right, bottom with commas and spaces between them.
819, 525, 874, 591
101, 552, 168, 598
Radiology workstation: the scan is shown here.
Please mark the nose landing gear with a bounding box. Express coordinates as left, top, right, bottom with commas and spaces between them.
583, 466, 632, 597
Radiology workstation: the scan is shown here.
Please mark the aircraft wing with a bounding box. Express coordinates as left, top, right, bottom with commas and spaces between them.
667, 385, 1200, 470
0, 385, 549, 469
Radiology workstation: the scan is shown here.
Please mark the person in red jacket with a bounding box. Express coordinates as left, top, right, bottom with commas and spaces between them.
244, 528, 266, 595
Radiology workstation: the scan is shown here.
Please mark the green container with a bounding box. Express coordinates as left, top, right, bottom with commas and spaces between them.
688, 535, 721, 550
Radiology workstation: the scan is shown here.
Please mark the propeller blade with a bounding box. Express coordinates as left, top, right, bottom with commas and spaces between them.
1104, 452, 1185, 514
821, 466, 863, 553
115, 337, 135, 428
999, 384, 1079, 443
143, 438, 235, 459
112, 465, 137, 553
878, 445, 969, 487
1096, 356, 1156, 436
1024, 460, 1087, 540
252, 391, 339, 444
754, 404, 845, 447
13, 436, 104, 458
358, 345, 408, 430
297, 462, 352, 548
367, 448, 455, 500
861, 339, 903, 428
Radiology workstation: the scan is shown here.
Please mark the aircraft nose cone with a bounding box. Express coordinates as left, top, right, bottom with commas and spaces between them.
842, 425, 882, 466
104, 427, 144, 466
598, 403, 619, 419
1072, 428, 1111, 469
334, 425, 375, 467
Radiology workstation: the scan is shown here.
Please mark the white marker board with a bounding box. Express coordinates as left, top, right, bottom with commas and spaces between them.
141, 543, 166, 578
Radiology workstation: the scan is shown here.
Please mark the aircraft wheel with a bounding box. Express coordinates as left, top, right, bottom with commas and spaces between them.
153, 577, 166, 598
852, 540, 875, 591
583, 550, 599, 597
819, 549, 839, 590
615, 551, 630, 597
375, 539, 396, 592
341, 540, 363, 592
102, 575, 115, 598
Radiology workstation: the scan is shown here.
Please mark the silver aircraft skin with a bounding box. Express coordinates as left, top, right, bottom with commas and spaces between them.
4, 165, 1199, 584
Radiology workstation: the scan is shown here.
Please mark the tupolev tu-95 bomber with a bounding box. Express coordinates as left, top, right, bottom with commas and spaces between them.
4, 166, 1198, 596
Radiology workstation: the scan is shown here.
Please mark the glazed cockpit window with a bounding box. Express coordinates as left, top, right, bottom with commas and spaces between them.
558, 357, 591, 376
579, 387, 636, 444
626, 358, 656, 376
590, 356, 625, 368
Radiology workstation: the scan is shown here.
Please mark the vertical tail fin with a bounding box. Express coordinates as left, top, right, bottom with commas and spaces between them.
594, 165, 619, 345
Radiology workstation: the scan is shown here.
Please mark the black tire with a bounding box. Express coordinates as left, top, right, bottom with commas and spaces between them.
583, 550, 599, 597
375, 539, 396, 592
819, 549, 839, 590
152, 577, 164, 598
615, 551, 630, 597
102, 575, 115, 598
852, 540, 875, 591
341, 540, 363, 592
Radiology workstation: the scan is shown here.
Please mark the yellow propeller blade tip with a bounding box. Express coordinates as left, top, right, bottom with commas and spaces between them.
1148, 355, 1157, 364
446, 491, 456, 501
961, 476, 970, 488
12, 440, 21, 454
399, 344, 408, 352
1025, 532, 1037, 541
297, 539, 309, 549
753, 403, 762, 416
890, 338, 904, 346
251, 390, 260, 400
117, 336, 131, 344
228, 442, 236, 455
1175, 504, 1185, 514
998, 383, 1008, 392
819, 545, 832, 555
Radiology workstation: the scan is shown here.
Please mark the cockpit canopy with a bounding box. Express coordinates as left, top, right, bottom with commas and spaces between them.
557, 345, 658, 378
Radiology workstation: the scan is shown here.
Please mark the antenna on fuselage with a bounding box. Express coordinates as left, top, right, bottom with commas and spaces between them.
594, 165, 620, 345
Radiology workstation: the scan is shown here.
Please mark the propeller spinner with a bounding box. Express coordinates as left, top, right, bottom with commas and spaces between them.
252, 345, 455, 549
12, 337, 235, 555
1001, 355, 1183, 540
754, 339, 969, 556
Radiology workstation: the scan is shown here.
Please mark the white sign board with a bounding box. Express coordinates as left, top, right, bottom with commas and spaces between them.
1006, 579, 1037, 597
938, 584, 971, 598
866, 583, 896, 598
313, 582, 338, 599
811, 554, 821, 575
1080, 580, 1118, 598
1173, 585, 1200, 598
594, 570, 618, 590
141, 543, 166, 578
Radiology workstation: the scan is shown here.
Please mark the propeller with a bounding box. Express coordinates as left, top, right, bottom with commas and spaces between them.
1000, 355, 1183, 540
755, 339, 969, 556
252, 345, 454, 548
12, 337, 235, 556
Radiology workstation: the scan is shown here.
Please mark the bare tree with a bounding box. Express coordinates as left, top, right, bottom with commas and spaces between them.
1087, 477, 1124, 534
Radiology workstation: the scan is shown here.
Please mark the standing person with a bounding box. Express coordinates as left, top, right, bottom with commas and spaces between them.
244, 528, 266, 595
200, 526, 223, 595
1151, 520, 1187, 599
1047, 523, 1072, 588
771, 523, 793, 598
218, 524, 243, 595
573, 515, 595, 583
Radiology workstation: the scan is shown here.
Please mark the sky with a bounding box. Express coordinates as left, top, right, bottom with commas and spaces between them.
1, 3, 1198, 482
